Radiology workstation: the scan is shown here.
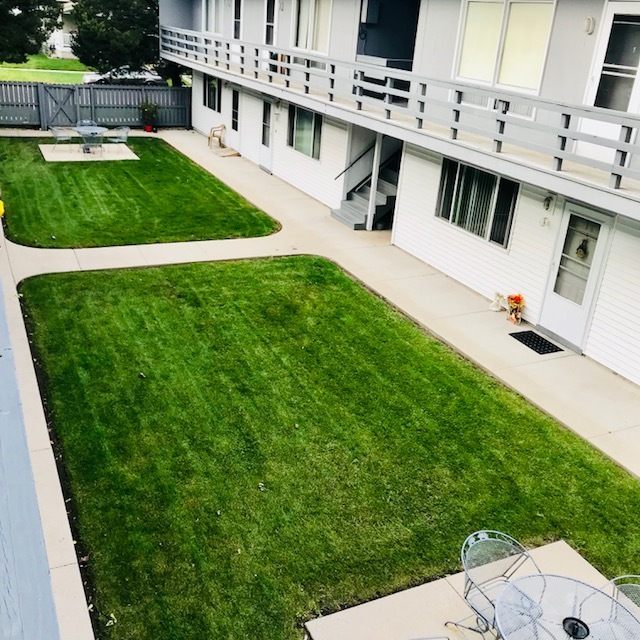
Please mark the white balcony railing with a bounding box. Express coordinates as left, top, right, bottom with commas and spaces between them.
161, 26, 640, 196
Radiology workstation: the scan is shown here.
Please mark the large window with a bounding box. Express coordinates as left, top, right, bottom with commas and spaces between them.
436, 159, 519, 247
295, 0, 331, 53
265, 0, 276, 45
204, 74, 221, 113
287, 105, 322, 159
457, 1, 554, 91
204, 0, 221, 33
233, 0, 242, 39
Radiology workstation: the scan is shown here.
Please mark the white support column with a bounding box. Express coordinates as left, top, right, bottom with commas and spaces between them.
366, 132, 383, 231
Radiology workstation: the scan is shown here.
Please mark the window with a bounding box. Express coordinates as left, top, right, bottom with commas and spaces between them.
295, 0, 331, 53
457, 1, 554, 91
287, 105, 322, 159
265, 0, 276, 45
233, 0, 242, 39
232, 90, 239, 131
204, 0, 221, 33
204, 74, 221, 112
262, 101, 271, 147
436, 158, 519, 247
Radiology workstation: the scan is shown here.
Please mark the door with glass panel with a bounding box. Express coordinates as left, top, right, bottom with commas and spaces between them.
538, 204, 611, 350
258, 100, 273, 173
579, 4, 640, 161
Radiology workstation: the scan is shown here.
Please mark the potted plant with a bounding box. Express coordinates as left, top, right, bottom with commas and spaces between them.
139, 101, 158, 132
506, 293, 525, 324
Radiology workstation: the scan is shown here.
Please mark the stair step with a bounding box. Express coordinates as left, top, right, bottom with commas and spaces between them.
377, 179, 397, 196
342, 199, 368, 217
380, 168, 399, 184
353, 189, 386, 207
331, 207, 366, 230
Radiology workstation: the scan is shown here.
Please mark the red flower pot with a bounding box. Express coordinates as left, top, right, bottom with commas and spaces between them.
144, 124, 153, 132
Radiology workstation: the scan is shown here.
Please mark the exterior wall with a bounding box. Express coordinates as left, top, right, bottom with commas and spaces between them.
160, 0, 196, 30
413, 0, 460, 79
238, 91, 263, 164
271, 109, 348, 209
585, 218, 640, 385
393, 145, 557, 323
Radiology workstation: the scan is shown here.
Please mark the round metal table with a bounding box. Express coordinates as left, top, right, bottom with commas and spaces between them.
495, 574, 640, 640
75, 125, 108, 153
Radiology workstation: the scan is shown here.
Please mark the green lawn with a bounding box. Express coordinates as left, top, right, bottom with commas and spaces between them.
0, 69, 85, 83
0, 138, 278, 247
0, 54, 91, 71
20, 256, 640, 640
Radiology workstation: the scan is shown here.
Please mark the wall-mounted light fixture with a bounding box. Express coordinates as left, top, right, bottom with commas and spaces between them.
543, 196, 553, 211
585, 17, 596, 35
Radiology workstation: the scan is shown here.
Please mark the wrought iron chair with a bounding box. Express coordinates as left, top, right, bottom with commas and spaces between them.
605, 575, 640, 617
106, 126, 130, 152
446, 530, 542, 637
81, 132, 103, 156
49, 126, 74, 151
76, 119, 98, 127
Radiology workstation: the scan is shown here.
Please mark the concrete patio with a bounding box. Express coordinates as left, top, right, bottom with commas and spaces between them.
305, 541, 606, 640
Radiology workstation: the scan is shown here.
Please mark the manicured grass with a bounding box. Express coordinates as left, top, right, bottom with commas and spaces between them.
0, 69, 85, 83
0, 54, 91, 71
20, 256, 640, 640
0, 138, 278, 247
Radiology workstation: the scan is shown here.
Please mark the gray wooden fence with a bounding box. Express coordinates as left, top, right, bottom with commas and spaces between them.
0, 82, 191, 129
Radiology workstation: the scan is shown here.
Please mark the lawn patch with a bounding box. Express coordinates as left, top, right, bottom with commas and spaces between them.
20, 256, 640, 640
0, 138, 278, 247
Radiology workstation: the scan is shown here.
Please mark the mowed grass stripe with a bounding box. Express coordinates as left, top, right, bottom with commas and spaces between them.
0, 138, 278, 248
20, 256, 640, 640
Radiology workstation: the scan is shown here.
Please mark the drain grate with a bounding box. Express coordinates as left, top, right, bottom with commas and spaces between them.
510, 330, 563, 354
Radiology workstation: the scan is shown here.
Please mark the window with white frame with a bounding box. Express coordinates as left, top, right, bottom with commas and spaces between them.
232, 90, 239, 131
233, 0, 242, 39
204, 0, 222, 33
436, 158, 519, 247
265, 0, 276, 45
457, 1, 554, 91
287, 105, 322, 159
204, 74, 221, 112
262, 101, 271, 147
295, 0, 331, 53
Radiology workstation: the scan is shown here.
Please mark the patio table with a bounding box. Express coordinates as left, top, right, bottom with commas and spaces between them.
75, 125, 108, 153
495, 574, 640, 640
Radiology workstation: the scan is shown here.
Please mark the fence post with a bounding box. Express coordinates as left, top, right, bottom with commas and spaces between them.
36, 83, 47, 130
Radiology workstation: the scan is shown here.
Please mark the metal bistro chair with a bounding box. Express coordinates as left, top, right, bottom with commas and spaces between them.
76, 119, 98, 127
446, 530, 542, 637
106, 126, 130, 153
81, 132, 104, 156
49, 126, 74, 151
604, 575, 640, 618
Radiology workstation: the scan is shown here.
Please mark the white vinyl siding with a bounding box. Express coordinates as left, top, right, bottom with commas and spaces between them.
393, 146, 555, 321
204, 0, 222, 32
457, 1, 554, 91
585, 221, 640, 385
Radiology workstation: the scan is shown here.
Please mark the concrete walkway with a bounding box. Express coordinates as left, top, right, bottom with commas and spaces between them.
2, 128, 640, 639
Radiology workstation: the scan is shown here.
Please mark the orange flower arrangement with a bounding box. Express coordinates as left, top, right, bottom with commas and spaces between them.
507, 293, 524, 324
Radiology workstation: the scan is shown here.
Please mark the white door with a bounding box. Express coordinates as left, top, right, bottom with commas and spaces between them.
258, 100, 273, 172
538, 203, 612, 350
579, 5, 640, 161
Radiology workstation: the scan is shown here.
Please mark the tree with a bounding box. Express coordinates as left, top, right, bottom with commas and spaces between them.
72, 0, 159, 73
0, 0, 60, 64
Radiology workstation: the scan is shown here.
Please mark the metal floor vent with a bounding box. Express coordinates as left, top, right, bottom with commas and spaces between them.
510, 330, 563, 355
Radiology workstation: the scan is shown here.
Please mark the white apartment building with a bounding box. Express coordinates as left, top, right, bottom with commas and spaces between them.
158, 0, 640, 386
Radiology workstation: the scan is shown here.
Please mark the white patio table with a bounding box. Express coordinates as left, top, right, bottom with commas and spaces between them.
495, 574, 640, 640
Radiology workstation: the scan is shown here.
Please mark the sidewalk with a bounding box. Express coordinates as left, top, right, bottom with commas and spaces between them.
2, 128, 640, 639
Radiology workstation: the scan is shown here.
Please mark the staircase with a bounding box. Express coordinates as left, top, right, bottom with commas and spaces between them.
331, 165, 398, 230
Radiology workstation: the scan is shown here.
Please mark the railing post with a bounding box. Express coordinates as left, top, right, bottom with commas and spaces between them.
416, 83, 426, 129
610, 124, 633, 189
384, 76, 392, 119
451, 90, 462, 140
356, 71, 364, 111
554, 113, 571, 171
493, 99, 509, 153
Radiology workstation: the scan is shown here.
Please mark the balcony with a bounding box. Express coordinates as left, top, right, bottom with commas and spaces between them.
161, 26, 640, 221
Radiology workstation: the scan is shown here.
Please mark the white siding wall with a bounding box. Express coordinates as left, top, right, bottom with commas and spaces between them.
271, 109, 347, 209
192, 72, 227, 136
585, 220, 640, 385
393, 145, 558, 322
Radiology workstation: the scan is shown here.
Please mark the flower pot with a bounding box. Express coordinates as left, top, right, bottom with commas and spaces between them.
144, 124, 153, 133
